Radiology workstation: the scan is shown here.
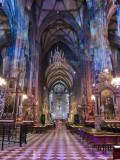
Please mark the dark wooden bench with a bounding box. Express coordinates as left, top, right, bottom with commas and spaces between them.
113, 146, 120, 159
68, 125, 120, 152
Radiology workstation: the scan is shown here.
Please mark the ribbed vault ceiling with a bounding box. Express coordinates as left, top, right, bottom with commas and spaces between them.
0, 6, 11, 49
108, 6, 120, 48
45, 48, 75, 91
45, 58, 75, 91
26, 0, 86, 55
41, 18, 79, 55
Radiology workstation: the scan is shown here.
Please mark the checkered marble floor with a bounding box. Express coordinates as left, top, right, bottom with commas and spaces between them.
0, 127, 113, 160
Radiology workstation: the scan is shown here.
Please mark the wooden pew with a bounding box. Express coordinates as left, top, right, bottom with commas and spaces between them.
69, 125, 120, 152
113, 146, 120, 159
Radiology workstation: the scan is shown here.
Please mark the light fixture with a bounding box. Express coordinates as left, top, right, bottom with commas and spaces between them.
73, 71, 76, 74
36, 101, 38, 105
91, 95, 96, 101
103, 68, 109, 73
0, 77, 7, 86
92, 83, 95, 87
111, 77, 120, 88
22, 94, 28, 100
78, 104, 81, 108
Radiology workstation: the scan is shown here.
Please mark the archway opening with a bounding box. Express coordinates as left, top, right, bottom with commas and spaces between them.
45, 46, 75, 121
49, 82, 70, 120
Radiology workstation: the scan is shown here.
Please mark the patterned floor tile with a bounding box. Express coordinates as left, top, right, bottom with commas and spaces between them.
0, 127, 113, 160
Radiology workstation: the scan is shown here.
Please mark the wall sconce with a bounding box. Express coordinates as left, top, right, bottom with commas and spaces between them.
22, 94, 28, 101
111, 77, 120, 88
91, 94, 96, 101
0, 77, 7, 87
103, 68, 109, 73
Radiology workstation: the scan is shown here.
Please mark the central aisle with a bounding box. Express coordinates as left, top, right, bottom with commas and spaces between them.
0, 127, 112, 160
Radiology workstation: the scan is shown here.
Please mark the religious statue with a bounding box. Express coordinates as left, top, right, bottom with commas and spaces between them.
103, 96, 115, 120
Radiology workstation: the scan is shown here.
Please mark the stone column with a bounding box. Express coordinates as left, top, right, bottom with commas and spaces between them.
94, 92, 101, 131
